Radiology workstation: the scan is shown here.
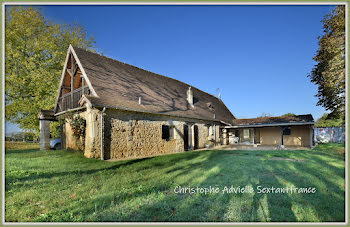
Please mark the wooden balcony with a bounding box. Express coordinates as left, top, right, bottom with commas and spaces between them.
56, 87, 90, 113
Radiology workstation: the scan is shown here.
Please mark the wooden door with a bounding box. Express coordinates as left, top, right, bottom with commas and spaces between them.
194, 125, 199, 149
184, 125, 189, 151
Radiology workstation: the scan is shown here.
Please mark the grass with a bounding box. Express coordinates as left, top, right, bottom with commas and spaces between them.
5, 141, 39, 150
5, 143, 345, 222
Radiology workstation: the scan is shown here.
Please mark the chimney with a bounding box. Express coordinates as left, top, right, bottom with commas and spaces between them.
187, 87, 193, 106
138, 96, 142, 105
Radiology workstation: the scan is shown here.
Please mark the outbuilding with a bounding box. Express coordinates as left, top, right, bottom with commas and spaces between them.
223, 115, 314, 148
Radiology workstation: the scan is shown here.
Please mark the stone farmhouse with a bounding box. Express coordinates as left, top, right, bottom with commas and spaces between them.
38, 45, 315, 160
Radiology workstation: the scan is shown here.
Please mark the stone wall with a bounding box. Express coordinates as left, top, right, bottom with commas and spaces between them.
105, 117, 179, 159
62, 112, 88, 152
62, 107, 222, 160
103, 108, 220, 160
63, 121, 79, 150
39, 120, 51, 150
82, 107, 101, 158
61, 106, 101, 158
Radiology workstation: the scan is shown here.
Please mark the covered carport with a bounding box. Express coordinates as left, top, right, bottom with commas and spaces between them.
221, 115, 315, 149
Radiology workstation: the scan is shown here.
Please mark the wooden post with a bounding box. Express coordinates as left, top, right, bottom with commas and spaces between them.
254, 128, 258, 147
281, 127, 284, 146
71, 54, 74, 69
253, 128, 257, 145
82, 77, 85, 95
70, 54, 78, 109
71, 69, 74, 109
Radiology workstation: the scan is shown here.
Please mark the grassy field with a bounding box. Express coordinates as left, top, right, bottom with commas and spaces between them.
5, 143, 345, 222
5, 141, 39, 150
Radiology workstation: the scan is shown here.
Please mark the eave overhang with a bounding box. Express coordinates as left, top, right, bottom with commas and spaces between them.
225, 121, 315, 129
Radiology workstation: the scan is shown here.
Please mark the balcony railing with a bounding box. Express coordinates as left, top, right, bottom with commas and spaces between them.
56, 87, 90, 113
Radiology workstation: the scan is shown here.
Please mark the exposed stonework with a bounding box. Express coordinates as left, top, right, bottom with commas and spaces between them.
61, 106, 99, 157
38, 110, 57, 150
39, 120, 50, 150
62, 107, 313, 159
83, 105, 101, 158
103, 109, 219, 160
106, 119, 177, 159
63, 117, 85, 151
62, 107, 221, 160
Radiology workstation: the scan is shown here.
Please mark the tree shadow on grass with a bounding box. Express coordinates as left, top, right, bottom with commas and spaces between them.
5, 156, 153, 192
6, 148, 345, 222
42, 149, 298, 222
6, 150, 206, 193
247, 173, 297, 222
267, 156, 345, 221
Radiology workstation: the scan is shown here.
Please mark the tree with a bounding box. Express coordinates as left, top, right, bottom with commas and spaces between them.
258, 112, 273, 118
316, 113, 344, 127
5, 6, 95, 135
308, 6, 345, 120
281, 113, 296, 117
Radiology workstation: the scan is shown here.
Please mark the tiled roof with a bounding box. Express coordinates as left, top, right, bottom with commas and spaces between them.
73, 47, 235, 124
38, 110, 56, 121
233, 114, 314, 126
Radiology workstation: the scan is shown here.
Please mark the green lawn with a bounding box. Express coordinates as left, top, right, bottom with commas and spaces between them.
5, 141, 39, 150
5, 143, 345, 222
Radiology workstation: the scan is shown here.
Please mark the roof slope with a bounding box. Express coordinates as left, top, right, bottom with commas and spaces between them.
73, 47, 235, 124
233, 114, 314, 126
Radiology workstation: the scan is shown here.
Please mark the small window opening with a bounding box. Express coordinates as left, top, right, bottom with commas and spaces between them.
162, 125, 170, 141
283, 128, 291, 135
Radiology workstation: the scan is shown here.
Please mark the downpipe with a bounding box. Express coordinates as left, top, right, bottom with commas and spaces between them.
100, 107, 106, 160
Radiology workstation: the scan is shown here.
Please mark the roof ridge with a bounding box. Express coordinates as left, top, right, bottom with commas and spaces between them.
236, 114, 313, 120
72, 46, 226, 105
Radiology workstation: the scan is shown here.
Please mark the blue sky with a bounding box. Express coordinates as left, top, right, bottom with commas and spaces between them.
6, 4, 335, 133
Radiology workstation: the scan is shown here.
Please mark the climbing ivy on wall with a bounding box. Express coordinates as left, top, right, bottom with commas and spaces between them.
59, 112, 86, 139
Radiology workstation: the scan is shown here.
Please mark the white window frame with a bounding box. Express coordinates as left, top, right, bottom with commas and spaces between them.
243, 129, 250, 139
209, 125, 214, 136
169, 126, 176, 139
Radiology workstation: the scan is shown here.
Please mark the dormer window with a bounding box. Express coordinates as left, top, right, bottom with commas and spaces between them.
207, 102, 214, 111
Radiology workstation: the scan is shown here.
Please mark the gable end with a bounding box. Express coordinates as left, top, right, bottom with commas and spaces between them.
54, 45, 98, 114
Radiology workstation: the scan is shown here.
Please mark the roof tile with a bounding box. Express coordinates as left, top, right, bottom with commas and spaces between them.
233, 114, 314, 126
73, 46, 235, 124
